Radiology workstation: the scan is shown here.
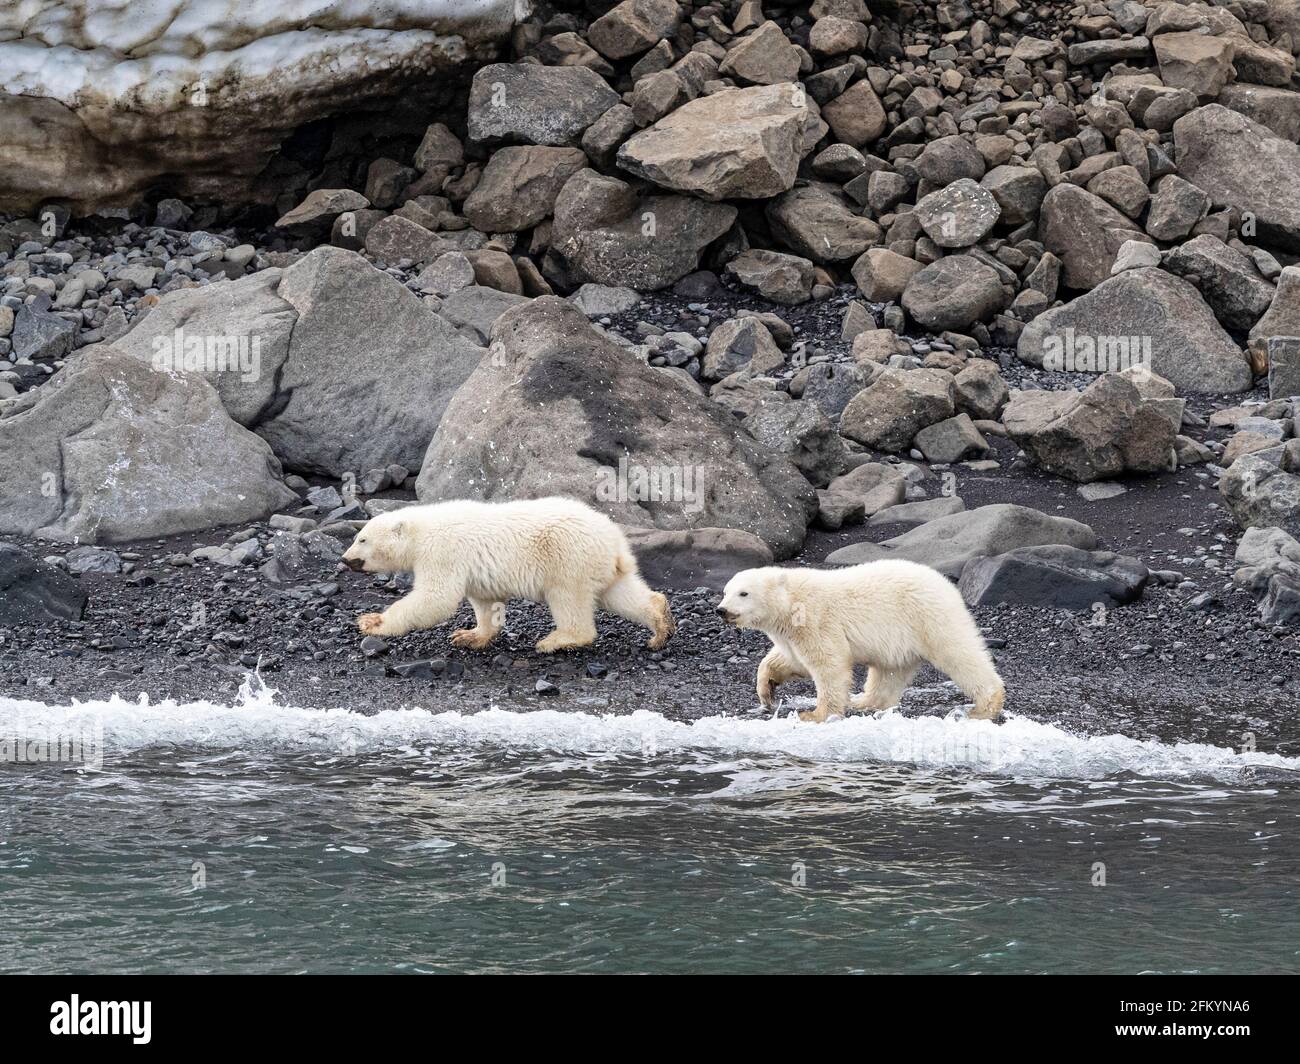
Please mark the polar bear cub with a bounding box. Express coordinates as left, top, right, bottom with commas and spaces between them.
717, 560, 1004, 722
342, 497, 675, 652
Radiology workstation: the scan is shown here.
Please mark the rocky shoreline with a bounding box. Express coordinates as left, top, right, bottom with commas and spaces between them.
4, 1, 1300, 758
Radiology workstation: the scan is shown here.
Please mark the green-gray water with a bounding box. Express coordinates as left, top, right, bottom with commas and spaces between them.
2, 683, 1297, 974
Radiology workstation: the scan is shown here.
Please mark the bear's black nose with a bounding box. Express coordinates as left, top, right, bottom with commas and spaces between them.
344, 557, 365, 572
715, 606, 731, 620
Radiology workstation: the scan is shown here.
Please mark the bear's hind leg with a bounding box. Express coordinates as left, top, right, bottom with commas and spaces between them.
600, 572, 676, 649
851, 664, 918, 712
451, 597, 503, 650
926, 642, 1006, 721
536, 586, 598, 653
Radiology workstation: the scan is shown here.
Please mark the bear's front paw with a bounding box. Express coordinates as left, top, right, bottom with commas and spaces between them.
799, 706, 842, 723
358, 613, 386, 636
450, 628, 493, 650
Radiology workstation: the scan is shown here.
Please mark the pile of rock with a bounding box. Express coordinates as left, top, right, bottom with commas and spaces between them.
9, 0, 1300, 607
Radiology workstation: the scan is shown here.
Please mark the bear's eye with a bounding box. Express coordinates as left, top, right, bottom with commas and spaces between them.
739, 591, 748, 597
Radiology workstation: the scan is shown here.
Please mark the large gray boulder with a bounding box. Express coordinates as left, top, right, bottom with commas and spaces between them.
624, 526, 772, 592
117, 247, 486, 477
765, 183, 881, 264
467, 64, 621, 147
1174, 105, 1300, 252
111, 269, 295, 425
1220, 453, 1300, 536
901, 255, 1008, 331
840, 367, 956, 452
0, 347, 296, 543
825, 503, 1099, 576
1017, 269, 1252, 394
1002, 374, 1178, 483
550, 169, 737, 291
958, 545, 1149, 609
415, 297, 817, 558
1038, 183, 1151, 291
1163, 235, 1276, 334
617, 85, 822, 200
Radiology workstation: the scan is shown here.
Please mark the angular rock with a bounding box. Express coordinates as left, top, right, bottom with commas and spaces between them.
826, 503, 1099, 576
1220, 453, 1300, 536
118, 247, 486, 476
275, 188, 370, 232
0, 347, 296, 543
743, 400, 848, 487
914, 179, 1001, 248
959, 545, 1149, 609
618, 85, 820, 200
438, 286, 532, 344
1153, 31, 1237, 99
1218, 83, 1300, 142
1017, 268, 1252, 393
954, 359, 1009, 420
724, 249, 816, 305
12, 301, 77, 362
468, 64, 621, 147
416, 297, 817, 558
1164, 235, 1275, 333
1174, 105, 1300, 252
364, 215, 453, 265
703, 317, 786, 380
1038, 183, 1151, 291
799, 362, 870, 419
851, 248, 924, 303
822, 462, 908, 516
463, 146, 588, 232
1268, 337, 1300, 400
719, 20, 803, 85
1145, 174, 1210, 242
588, 0, 682, 60
840, 367, 956, 452
551, 169, 737, 291
766, 183, 881, 264
914, 413, 989, 463
1003, 373, 1178, 483
980, 165, 1047, 226
902, 255, 1007, 332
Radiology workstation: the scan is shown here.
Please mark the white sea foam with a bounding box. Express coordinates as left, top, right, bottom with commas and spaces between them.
1, 676, 1294, 783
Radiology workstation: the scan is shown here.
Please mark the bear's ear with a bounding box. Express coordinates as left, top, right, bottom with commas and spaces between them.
389, 519, 405, 536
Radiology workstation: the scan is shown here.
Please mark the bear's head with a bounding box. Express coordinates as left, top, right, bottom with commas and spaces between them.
716, 568, 791, 631
342, 513, 411, 574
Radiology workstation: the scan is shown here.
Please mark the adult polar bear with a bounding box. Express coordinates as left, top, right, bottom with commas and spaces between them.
342, 497, 675, 652
717, 561, 1004, 722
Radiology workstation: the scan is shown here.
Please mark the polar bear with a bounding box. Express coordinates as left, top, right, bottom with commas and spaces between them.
341, 497, 675, 652
716, 560, 1004, 722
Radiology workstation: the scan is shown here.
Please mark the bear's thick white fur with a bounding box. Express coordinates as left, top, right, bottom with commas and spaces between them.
342, 497, 675, 653
717, 560, 1005, 721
